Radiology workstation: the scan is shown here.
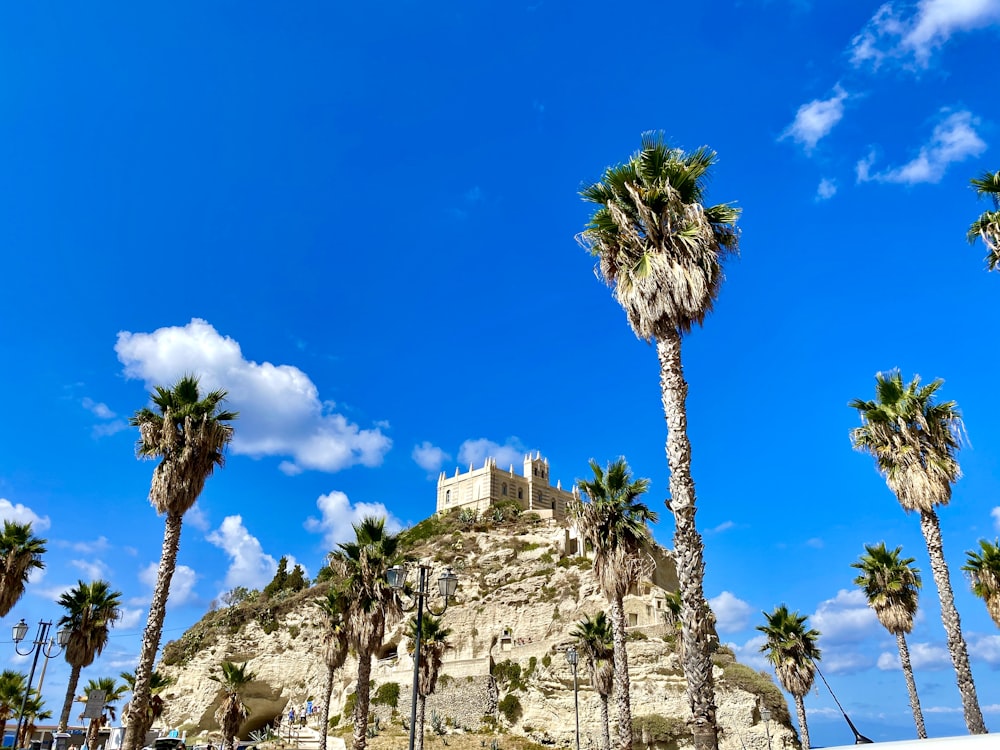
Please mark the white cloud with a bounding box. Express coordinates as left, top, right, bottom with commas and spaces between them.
727, 634, 770, 671
186, 504, 211, 532
55, 536, 111, 554
457, 438, 529, 472
304, 491, 403, 550
857, 110, 986, 185
816, 178, 837, 201
810, 589, 879, 644
851, 0, 1000, 69
115, 319, 392, 475
805, 537, 825, 549
82, 397, 116, 419
969, 633, 1000, 666
709, 591, 753, 633
116, 607, 144, 630
706, 520, 735, 534
412, 442, 450, 474
82, 397, 129, 437
823, 649, 874, 675
206, 515, 277, 591
137, 562, 198, 606
0, 498, 51, 531
70, 557, 111, 580
879, 641, 954, 670
991, 506, 1000, 531
781, 85, 848, 151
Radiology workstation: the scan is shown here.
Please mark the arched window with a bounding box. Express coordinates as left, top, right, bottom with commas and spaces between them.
445, 490, 451, 504
517, 488, 523, 500
502, 483, 508, 496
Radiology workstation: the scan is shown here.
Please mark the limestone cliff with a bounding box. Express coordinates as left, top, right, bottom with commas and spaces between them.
156, 514, 797, 750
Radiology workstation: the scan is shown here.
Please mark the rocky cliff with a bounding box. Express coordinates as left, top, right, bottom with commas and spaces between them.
156, 513, 797, 750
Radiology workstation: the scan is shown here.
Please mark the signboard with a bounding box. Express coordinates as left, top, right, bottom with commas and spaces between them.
82, 690, 107, 720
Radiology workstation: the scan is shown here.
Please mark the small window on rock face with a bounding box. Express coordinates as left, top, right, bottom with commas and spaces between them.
518, 488, 523, 499
502, 483, 508, 496
445, 490, 451, 503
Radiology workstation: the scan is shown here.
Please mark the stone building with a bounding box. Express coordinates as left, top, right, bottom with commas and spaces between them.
436, 452, 579, 520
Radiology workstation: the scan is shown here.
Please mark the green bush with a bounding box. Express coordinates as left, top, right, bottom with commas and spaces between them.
343, 691, 357, 721
720, 662, 790, 724
329, 715, 340, 728
498, 694, 522, 724
493, 660, 524, 691
373, 682, 401, 708
632, 713, 689, 743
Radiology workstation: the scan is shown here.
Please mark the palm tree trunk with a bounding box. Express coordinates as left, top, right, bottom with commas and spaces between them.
319, 665, 335, 750
599, 692, 611, 750
793, 694, 810, 750
608, 596, 632, 750
353, 650, 373, 750
895, 632, 926, 738
657, 330, 718, 750
123, 511, 184, 750
416, 694, 426, 750
86, 716, 102, 750
58, 663, 83, 731
918, 510, 986, 734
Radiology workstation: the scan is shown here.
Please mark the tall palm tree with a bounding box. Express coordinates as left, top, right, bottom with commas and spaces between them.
962, 538, 1000, 628
852, 543, 925, 738
315, 590, 349, 750
572, 457, 657, 750
967, 169, 1000, 271
850, 371, 986, 734
407, 613, 452, 750
571, 612, 614, 750
0, 671, 27, 743
211, 662, 256, 750
77, 676, 128, 750
0, 521, 47, 617
123, 375, 236, 750
120, 670, 174, 731
57, 580, 123, 731
758, 606, 820, 750
579, 132, 739, 750
328, 516, 401, 750
17, 690, 48, 749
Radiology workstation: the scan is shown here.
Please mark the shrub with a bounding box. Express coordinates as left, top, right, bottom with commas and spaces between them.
493, 660, 524, 691
720, 662, 789, 724
329, 715, 340, 728
343, 691, 358, 721
373, 681, 401, 708
498, 695, 522, 724
632, 714, 689, 743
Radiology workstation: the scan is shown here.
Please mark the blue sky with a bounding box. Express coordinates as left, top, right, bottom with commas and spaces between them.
1, 1, 999, 745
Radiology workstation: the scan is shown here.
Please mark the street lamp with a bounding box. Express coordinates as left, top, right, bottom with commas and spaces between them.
12, 619, 71, 749
565, 648, 580, 750
760, 706, 772, 750
387, 564, 458, 750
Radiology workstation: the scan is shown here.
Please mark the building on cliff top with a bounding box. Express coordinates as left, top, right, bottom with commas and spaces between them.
436, 451, 579, 520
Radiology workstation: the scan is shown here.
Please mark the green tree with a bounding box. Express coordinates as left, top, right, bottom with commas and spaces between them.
0, 671, 27, 743
76, 676, 128, 750
123, 375, 236, 750
328, 517, 401, 750
757, 606, 820, 750
572, 458, 657, 750
407, 613, 452, 750
850, 371, 985, 734
121, 670, 174, 730
571, 612, 614, 750
56, 580, 123, 731
852, 543, 925, 738
962, 538, 1000, 627
966, 169, 1000, 270
0, 521, 47, 617
211, 662, 257, 750
315, 590, 349, 750
579, 132, 739, 750
17, 690, 49, 748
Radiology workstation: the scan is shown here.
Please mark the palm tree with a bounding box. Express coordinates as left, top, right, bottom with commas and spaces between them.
17, 690, 49, 749
77, 676, 128, 750
572, 457, 657, 750
56, 580, 123, 730
850, 371, 986, 734
123, 375, 236, 750
407, 613, 452, 750
211, 662, 256, 750
851, 543, 925, 738
967, 170, 1000, 271
120, 670, 174, 731
579, 132, 739, 750
315, 590, 349, 750
0, 521, 47, 617
0, 671, 27, 743
327, 516, 401, 750
962, 538, 1000, 627
758, 606, 820, 750
571, 612, 614, 750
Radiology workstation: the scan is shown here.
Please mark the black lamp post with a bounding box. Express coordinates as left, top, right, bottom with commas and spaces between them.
760, 706, 773, 750
565, 648, 580, 750
12, 619, 71, 749
387, 564, 458, 750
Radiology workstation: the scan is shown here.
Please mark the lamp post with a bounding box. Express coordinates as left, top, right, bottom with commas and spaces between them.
387, 563, 458, 750
760, 706, 772, 750
565, 648, 580, 750
12, 619, 71, 749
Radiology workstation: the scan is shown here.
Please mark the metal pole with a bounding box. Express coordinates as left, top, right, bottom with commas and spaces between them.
407, 566, 426, 750
572, 660, 580, 750
15, 621, 51, 750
